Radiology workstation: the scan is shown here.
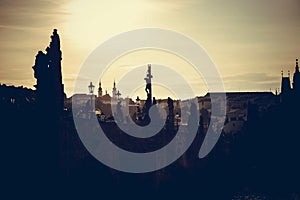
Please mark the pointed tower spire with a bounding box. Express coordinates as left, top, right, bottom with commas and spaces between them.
98, 79, 103, 97
112, 79, 117, 99
293, 58, 300, 91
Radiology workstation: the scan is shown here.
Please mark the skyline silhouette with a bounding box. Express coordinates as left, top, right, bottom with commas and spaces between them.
1, 1, 300, 97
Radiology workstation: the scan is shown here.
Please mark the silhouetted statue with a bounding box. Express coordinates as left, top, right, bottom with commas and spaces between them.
144, 64, 153, 112
33, 29, 64, 114
153, 97, 157, 105
166, 97, 174, 132
142, 64, 153, 125
32, 29, 65, 177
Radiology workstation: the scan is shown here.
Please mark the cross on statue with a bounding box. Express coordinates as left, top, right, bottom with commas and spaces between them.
145, 64, 153, 81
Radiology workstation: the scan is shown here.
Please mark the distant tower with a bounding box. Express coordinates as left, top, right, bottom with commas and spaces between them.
281, 69, 292, 103
281, 70, 291, 93
293, 58, 300, 92
112, 80, 117, 99
98, 80, 103, 97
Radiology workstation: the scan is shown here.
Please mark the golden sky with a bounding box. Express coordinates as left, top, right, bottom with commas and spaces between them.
0, 0, 300, 98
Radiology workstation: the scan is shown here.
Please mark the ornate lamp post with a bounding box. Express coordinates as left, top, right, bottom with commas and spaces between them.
116, 90, 121, 100
88, 82, 95, 118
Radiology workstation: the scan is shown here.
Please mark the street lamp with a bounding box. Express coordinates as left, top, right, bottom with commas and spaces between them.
116, 90, 121, 100
88, 82, 95, 118
88, 82, 95, 95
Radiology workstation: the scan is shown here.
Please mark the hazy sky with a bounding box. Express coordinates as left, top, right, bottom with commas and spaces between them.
0, 0, 299, 98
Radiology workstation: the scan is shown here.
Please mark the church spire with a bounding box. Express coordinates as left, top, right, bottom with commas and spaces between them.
112, 79, 117, 99
98, 79, 102, 97
293, 58, 300, 91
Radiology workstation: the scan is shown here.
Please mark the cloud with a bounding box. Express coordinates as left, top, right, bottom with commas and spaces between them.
224, 72, 277, 83
0, 0, 70, 28
223, 72, 280, 91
